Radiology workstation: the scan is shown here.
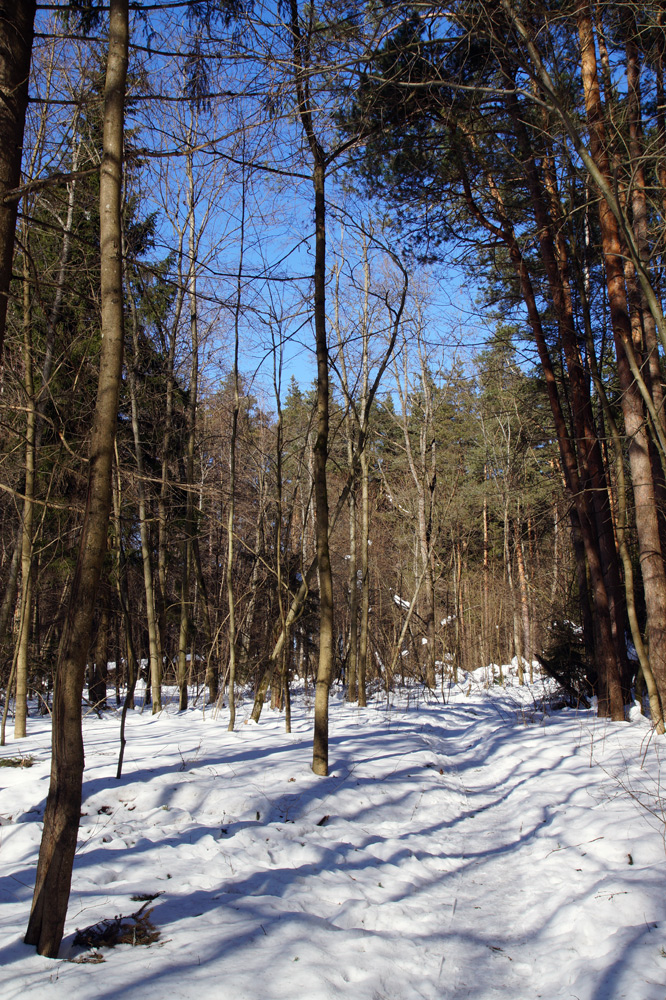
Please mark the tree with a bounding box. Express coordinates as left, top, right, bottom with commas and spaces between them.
392, 312, 439, 688
331, 219, 407, 702
25, 0, 129, 956
0, 1, 37, 358
341, 4, 638, 717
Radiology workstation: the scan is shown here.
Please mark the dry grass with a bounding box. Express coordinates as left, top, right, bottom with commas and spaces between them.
0, 755, 34, 768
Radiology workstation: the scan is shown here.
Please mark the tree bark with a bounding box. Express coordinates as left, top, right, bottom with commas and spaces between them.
504, 78, 628, 689
24, 0, 128, 956
458, 152, 623, 716
176, 148, 201, 714
346, 459, 358, 700
288, 0, 334, 775
14, 230, 35, 738
357, 424, 370, 708
332, 253, 359, 703
0, 0, 36, 358
514, 516, 531, 681
89, 592, 109, 710
225, 243, 242, 731
577, 4, 666, 714
311, 155, 334, 764
394, 333, 437, 689
126, 279, 162, 714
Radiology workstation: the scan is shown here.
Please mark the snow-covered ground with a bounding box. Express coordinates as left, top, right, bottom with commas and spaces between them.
1, 668, 665, 1000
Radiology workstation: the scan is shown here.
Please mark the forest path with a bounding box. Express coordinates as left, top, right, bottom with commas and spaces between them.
409, 688, 666, 1000
0, 683, 664, 1000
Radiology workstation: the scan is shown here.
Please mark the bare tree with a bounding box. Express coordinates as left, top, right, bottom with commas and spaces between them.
25, 0, 129, 956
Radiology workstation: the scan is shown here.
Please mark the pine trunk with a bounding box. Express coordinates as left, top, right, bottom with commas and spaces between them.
578, 4, 666, 712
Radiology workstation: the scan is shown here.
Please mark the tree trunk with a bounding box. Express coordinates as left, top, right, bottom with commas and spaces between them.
504, 503, 521, 679
176, 148, 201, 713
288, 0, 334, 775
311, 150, 335, 765
90, 595, 109, 710
126, 287, 162, 714
36, 133, 80, 449
0, 0, 36, 358
396, 336, 437, 689
504, 78, 628, 691
113, 453, 137, 716
514, 517, 531, 681
225, 332, 239, 731
459, 154, 622, 715
482, 484, 490, 669
226, 159, 245, 729
0, 536, 20, 647
624, 21, 666, 563
156, 269, 183, 680
14, 233, 35, 738
346, 436, 358, 700
24, 0, 128, 956
358, 446, 370, 707
577, 4, 666, 713
332, 249, 359, 704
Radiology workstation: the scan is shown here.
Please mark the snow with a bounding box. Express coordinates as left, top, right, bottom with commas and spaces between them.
1, 670, 666, 1000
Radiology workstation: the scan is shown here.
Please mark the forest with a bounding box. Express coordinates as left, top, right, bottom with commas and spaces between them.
1, 0, 666, 974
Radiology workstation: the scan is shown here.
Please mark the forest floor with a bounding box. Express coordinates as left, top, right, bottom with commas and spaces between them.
1, 666, 665, 1000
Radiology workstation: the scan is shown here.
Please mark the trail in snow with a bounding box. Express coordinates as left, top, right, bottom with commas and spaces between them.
1, 671, 665, 1000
